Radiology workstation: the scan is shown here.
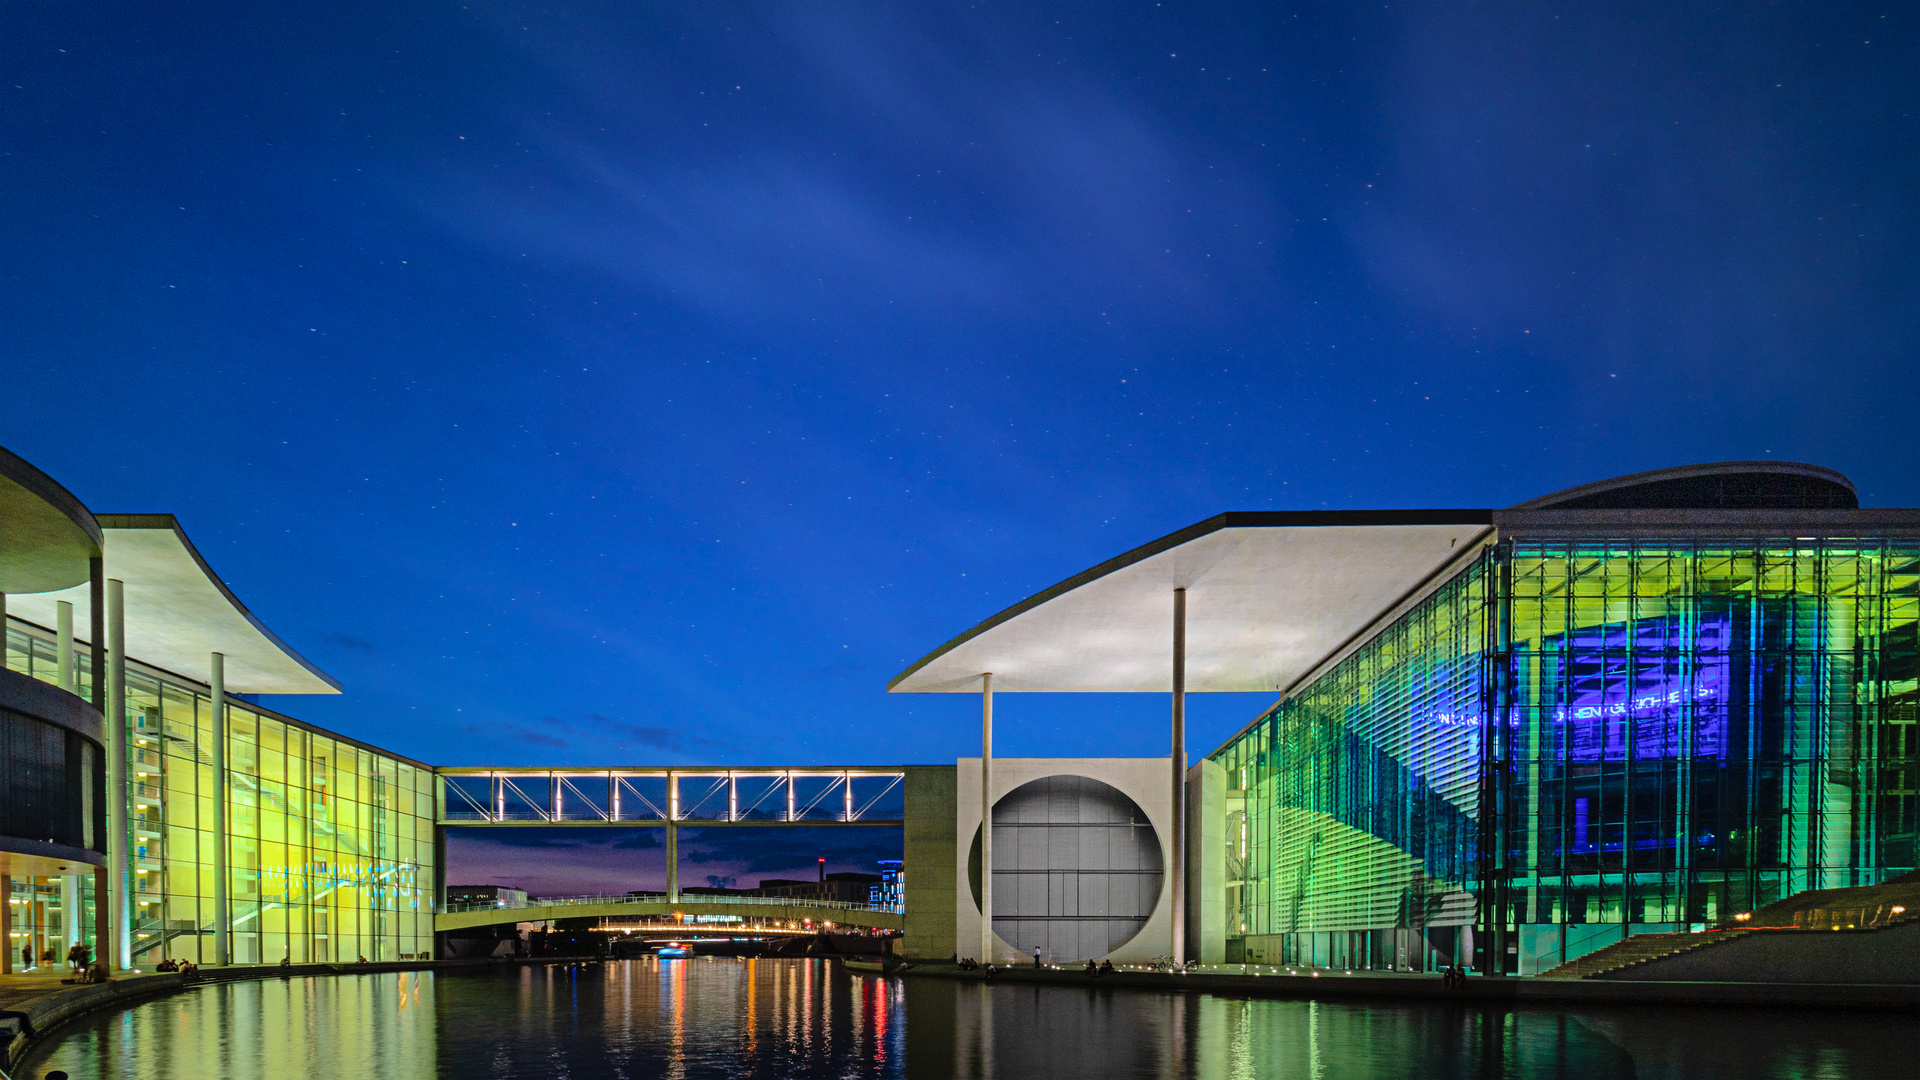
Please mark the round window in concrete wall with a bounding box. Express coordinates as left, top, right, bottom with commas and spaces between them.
967, 774, 1163, 962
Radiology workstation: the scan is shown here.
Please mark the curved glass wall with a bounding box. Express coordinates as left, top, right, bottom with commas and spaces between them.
1210, 537, 1920, 974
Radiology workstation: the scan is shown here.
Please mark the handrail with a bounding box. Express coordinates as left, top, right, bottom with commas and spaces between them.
439, 892, 900, 915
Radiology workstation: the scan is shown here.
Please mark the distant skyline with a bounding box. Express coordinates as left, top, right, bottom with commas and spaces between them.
6, 2, 1917, 889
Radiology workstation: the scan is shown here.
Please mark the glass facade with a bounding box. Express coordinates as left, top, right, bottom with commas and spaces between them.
6, 616, 436, 966
1211, 536, 1920, 974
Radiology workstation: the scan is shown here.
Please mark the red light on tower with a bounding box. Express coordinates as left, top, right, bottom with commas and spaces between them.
818, 857, 826, 883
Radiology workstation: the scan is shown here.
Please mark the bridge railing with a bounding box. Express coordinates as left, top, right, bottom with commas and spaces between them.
439, 892, 902, 916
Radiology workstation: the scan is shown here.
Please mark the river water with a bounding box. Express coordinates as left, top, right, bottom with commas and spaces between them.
20, 959, 1906, 1079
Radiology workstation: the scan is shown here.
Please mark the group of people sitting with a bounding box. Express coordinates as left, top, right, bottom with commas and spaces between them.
153, 958, 197, 974
1082, 959, 1118, 975
1439, 964, 1468, 989
954, 957, 998, 974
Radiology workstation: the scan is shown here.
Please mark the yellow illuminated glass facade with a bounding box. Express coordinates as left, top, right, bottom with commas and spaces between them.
7, 616, 435, 965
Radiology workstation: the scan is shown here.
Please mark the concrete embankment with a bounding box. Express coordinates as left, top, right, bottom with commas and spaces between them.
846, 961, 1920, 1011
3, 973, 185, 1071
2, 958, 506, 1070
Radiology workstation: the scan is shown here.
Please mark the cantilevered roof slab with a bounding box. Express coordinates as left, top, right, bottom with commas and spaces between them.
0, 445, 101, 594
7, 515, 340, 695
889, 511, 1493, 695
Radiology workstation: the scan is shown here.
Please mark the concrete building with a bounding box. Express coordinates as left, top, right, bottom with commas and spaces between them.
15, 443, 1914, 977
892, 462, 1920, 974
1, 446, 434, 969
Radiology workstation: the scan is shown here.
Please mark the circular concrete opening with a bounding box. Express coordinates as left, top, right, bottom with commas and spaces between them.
968, 774, 1163, 961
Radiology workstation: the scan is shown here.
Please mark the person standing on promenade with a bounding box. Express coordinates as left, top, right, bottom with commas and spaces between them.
1032, 947, 1042, 968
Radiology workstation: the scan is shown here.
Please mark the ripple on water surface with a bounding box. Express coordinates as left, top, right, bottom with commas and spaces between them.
20, 958, 1911, 1079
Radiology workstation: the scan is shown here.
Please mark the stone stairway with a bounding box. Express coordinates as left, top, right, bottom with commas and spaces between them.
1537, 929, 1749, 980
1733, 870, 1920, 931
1538, 871, 1920, 980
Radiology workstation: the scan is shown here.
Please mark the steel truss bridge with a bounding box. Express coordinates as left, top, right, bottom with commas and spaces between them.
433, 767, 909, 906
436, 767, 906, 827
434, 893, 904, 933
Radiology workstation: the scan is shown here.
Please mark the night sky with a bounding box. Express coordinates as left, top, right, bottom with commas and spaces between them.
5, 4, 1916, 892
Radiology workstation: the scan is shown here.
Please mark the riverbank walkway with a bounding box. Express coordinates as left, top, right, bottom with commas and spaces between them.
851, 960, 1920, 1011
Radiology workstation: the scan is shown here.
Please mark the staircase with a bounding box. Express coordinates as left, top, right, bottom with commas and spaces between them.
1537, 929, 1749, 980
1733, 871, 1920, 931
1539, 871, 1920, 980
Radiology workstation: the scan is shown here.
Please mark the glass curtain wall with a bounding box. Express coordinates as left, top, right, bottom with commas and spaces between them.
1212, 552, 1492, 970
1503, 538, 1919, 972
1210, 536, 1920, 974
6, 616, 435, 965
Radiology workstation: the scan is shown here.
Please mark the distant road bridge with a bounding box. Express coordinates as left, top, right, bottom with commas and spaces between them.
435, 893, 904, 933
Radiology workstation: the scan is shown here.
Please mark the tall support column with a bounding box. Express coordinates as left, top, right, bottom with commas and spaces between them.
980, 672, 994, 962
89, 558, 105, 712
1171, 588, 1187, 966
57, 600, 76, 692
1, 873, 13, 974
88, 560, 109, 970
62, 873, 80, 948
666, 772, 679, 902
211, 652, 229, 966
106, 577, 131, 970
91, 867, 108, 964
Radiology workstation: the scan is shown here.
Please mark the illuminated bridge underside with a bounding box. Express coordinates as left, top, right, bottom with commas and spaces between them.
438, 768, 907, 826
436, 899, 903, 933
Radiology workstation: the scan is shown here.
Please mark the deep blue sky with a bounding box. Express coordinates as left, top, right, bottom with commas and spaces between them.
5, 4, 1918, 889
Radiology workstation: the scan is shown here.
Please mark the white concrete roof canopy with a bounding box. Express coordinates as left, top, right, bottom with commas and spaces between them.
0, 445, 101, 594
887, 462, 1869, 698
888, 511, 1494, 695
6, 515, 341, 696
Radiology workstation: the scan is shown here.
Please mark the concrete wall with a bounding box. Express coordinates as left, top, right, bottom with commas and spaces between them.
1599, 920, 1920, 984
901, 765, 957, 961
1186, 758, 1225, 964
955, 757, 1176, 964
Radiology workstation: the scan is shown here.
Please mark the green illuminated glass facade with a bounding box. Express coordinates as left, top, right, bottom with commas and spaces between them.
6, 617, 435, 966
1211, 536, 1920, 974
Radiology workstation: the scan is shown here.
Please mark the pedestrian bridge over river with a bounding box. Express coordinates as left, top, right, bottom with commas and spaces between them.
435, 893, 905, 933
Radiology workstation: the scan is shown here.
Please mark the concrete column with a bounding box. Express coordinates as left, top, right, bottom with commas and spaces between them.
92, 866, 108, 965
89, 558, 105, 712
211, 652, 229, 966
62, 874, 80, 948
1171, 588, 1187, 966
980, 671, 994, 962
57, 600, 76, 692
666, 772, 679, 902
106, 577, 130, 970
1, 873, 12, 975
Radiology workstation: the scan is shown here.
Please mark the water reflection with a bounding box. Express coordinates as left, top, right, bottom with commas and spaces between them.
21, 960, 1911, 1079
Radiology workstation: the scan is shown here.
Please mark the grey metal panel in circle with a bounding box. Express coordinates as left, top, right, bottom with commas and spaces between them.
968, 775, 1163, 962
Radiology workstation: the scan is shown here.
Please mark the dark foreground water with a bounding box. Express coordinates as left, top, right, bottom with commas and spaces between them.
19, 959, 1908, 1079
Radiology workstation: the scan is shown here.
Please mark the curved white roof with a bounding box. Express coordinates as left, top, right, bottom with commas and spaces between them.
889, 511, 1493, 694
6, 515, 339, 696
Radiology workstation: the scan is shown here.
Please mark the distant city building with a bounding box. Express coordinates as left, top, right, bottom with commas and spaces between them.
755, 873, 883, 905
447, 885, 528, 908
872, 860, 904, 912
